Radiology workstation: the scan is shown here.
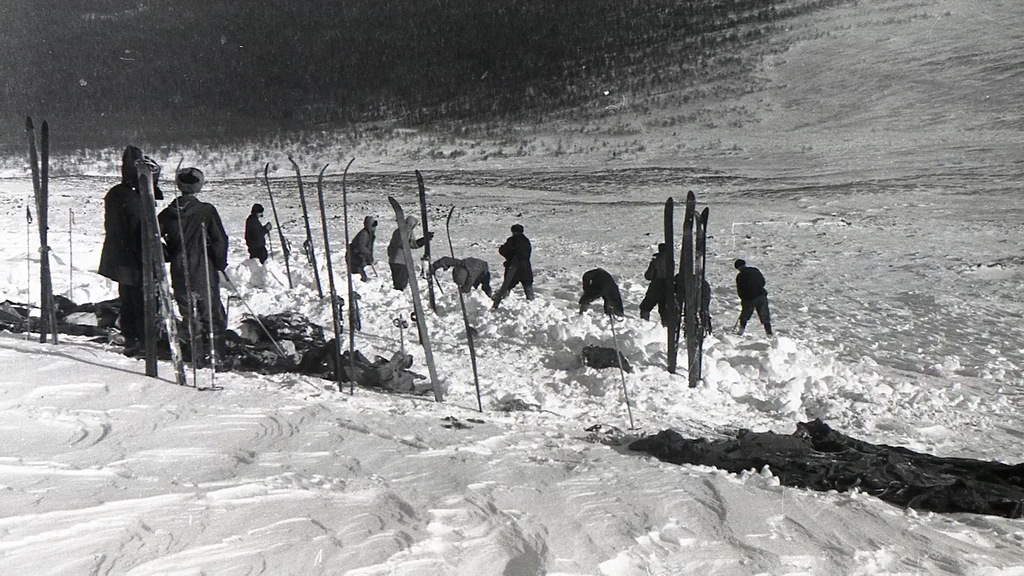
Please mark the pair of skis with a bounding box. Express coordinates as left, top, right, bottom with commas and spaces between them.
25, 117, 58, 344
664, 192, 710, 388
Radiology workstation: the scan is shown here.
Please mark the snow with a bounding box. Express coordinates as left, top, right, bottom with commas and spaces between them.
3, 1, 1024, 574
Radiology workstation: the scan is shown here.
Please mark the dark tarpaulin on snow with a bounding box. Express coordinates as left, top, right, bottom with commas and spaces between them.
629, 419, 1024, 518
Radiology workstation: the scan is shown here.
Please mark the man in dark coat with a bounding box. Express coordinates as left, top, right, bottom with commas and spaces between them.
97, 146, 163, 356
579, 268, 624, 317
347, 215, 378, 282
244, 203, 272, 264
734, 258, 772, 336
157, 167, 230, 347
430, 256, 492, 297
386, 216, 431, 291
491, 223, 534, 309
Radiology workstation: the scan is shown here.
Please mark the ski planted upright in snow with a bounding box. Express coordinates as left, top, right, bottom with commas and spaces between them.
314, 164, 345, 391
138, 161, 187, 386
288, 156, 322, 298
340, 158, 358, 395
388, 196, 443, 402
681, 191, 698, 385
263, 163, 293, 288
25, 117, 58, 343
445, 205, 482, 412
416, 170, 438, 313
664, 197, 679, 373
692, 206, 711, 387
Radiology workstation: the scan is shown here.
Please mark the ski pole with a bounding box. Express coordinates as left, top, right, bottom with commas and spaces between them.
68, 208, 73, 299
393, 316, 407, 357
608, 313, 636, 430
370, 264, 379, 278
221, 272, 289, 359
25, 204, 32, 339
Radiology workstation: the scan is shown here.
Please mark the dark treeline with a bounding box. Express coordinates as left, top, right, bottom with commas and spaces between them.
2, 0, 849, 151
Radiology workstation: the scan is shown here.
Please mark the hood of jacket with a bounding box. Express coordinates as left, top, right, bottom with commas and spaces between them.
121, 146, 144, 185
363, 216, 377, 230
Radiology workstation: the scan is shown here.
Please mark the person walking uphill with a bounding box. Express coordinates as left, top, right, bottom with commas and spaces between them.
97, 146, 164, 356
347, 216, 378, 282
734, 258, 772, 336
387, 216, 431, 291
244, 204, 272, 264
491, 223, 534, 309
157, 167, 230, 356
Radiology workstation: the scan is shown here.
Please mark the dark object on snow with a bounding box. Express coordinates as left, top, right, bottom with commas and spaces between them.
298, 342, 430, 395
629, 419, 1024, 519
582, 345, 632, 373
0, 297, 120, 338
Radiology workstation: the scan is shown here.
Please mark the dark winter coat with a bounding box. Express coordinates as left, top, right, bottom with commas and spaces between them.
97, 146, 163, 286
498, 231, 533, 283
348, 216, 378, 267
431, 256, 492, 294
579, 268, 624, 316
735, 265, 768, 302
644, 247, 673, 282
158, 194, 229, 296
244, 213, 270, 253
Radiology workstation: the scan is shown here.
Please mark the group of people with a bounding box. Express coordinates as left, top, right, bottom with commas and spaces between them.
98, 146, 232, 361
98, 145, 772, 365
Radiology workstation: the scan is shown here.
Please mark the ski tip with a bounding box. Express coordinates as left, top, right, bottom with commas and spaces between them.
25, 116, 34, 130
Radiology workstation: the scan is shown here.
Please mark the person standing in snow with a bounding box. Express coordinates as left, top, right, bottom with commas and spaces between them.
734, 258, 772, 336
97, 146, 163, 357
491, 223, 534, 308
157, 167, 230, 354
579, 268, 624, 317
244, 203, 272, 264
639, 243, 677, 324
430, 256, 492, 297
386, 216, 431, 291
347, 216, 378, 282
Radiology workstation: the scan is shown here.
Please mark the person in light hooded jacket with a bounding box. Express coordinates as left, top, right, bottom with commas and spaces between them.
386, 216, 431, 291
97, 145, 163, 356
347, 215, 378, 281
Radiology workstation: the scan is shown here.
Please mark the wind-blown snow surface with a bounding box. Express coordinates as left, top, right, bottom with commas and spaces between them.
3, 1, 1024, 575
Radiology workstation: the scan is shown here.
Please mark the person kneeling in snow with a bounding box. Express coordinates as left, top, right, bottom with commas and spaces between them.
579, 268, 624, 317
430, 256, 492, 297
158, 167, 229, 358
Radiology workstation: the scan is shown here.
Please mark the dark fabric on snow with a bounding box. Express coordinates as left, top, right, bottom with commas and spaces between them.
629, 419, 1024, 519
581, 345, 632, 373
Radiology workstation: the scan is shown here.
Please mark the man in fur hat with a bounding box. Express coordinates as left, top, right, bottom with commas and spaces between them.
97, 146, 163, 356
157, 167, 229, 359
